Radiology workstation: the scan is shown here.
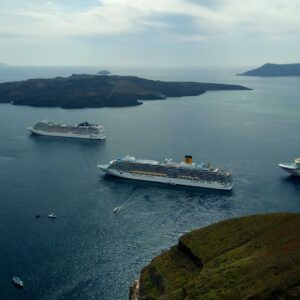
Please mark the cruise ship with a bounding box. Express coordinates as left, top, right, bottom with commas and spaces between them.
278, 158, 300, 176
98, 155, 233, 190
28, 120, 106, 140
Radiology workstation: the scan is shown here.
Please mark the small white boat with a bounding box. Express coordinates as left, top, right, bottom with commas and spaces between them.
12, 276, 24, 288
48, 213, 57, 218
113, 207, 120, 213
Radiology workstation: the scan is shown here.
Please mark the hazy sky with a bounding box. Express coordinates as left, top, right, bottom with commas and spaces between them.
0, 0, 299, 67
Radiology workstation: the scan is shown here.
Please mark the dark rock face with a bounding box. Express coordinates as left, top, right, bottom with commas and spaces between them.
238, 63, 300, 76
0, 74, 250, 109
177, 239, 203, 268
135, 213, 300, 300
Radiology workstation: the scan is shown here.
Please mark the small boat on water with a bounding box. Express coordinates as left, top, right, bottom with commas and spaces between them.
113, 207, 120, 213
278, 158, 300, 176
48, 213, 57, 218
12, 276, 24, 288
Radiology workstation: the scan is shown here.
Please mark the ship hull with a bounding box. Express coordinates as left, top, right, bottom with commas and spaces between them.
28, 127, 106, 140
278, 164, 300, 176
98, 165, 233, 191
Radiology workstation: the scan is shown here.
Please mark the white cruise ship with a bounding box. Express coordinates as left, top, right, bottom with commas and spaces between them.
98, 155, 233, 190
28, 121, 106, 140
278, 158, 300, 176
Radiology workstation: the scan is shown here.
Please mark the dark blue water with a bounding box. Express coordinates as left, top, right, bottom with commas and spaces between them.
0, 66, 299, 299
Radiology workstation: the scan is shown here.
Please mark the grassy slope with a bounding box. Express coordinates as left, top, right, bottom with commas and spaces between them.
139, 213, 300, 300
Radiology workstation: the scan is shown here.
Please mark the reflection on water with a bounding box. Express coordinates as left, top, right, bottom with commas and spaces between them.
280, 175, 300, 189
0, 67, 300, 300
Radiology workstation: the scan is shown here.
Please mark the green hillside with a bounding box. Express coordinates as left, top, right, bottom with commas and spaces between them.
136, 213, 300, 300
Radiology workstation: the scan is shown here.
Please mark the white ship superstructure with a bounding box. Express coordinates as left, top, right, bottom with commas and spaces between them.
278, 158, 300, 176
98, 155, 233, 190
28, 121, 106, 140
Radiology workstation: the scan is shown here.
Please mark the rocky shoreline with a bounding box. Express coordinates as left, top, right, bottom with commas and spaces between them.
129, 279, 140, 300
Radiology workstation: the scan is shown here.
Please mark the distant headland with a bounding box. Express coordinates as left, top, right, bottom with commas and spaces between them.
97, 69, 111, 75
130, 213, 300, 300
0, 63, 8, 67
0, 74, 250, 109
238, 63, 300, 76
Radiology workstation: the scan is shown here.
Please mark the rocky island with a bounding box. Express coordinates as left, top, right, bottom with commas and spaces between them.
238, 63, 300, 76
0, 74, 250, 109
130, 213, 300, 300
97, 69, 111, 75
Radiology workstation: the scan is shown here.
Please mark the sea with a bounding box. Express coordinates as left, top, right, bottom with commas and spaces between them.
0, 66, 299, 299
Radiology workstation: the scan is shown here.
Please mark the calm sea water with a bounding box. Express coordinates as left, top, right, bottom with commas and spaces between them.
0, 66, 299, 299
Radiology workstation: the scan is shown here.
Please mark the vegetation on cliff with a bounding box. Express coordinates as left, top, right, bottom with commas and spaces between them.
137, 213, 300, 299
238, 63, 300, 76
0, 74, 250, 109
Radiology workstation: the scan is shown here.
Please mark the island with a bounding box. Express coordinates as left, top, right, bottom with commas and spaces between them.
238, 63, 300, 76
0, 74, 250, 109
97, 69, 111, 75
130, 213, 300, 300
0, 63, 8, 67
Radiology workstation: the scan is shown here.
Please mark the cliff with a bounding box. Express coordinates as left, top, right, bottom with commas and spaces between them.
132, 213, 300, 299
238, 63, 300, 76
0, 74, 250, 109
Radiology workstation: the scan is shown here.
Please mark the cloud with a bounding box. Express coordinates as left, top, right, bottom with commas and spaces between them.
178, 34, 208, 42
218, 0, 300, 36
0, 0, 299, 40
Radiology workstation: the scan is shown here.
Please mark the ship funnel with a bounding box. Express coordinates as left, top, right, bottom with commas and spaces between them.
185, 155, 193, 164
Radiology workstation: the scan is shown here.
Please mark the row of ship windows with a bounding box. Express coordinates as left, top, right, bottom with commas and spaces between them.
115, 162, 229, 177
36, 128, 98, 134
128, 170, 230, 183
121, 168, 230, 181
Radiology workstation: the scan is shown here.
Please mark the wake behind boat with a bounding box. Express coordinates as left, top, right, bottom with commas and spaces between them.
28, 120, 106, 140
98, 155, 233, 191
278, 158, 300, 176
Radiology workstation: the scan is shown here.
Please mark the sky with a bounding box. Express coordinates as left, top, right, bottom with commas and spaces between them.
0, 0, 299, 67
